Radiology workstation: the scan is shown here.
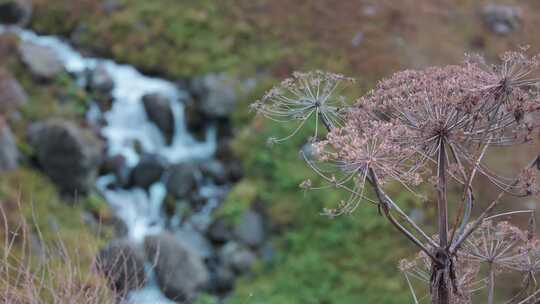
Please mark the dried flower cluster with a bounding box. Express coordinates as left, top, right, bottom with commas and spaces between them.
254, 49, 540, 304
252, 71, 355, 144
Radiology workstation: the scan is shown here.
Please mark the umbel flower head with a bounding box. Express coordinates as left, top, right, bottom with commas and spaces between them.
314, 112, 422, 189
307, 118, 422, 216
461, 220, 526, 269
355, 65, 481, 161
356, 59, 539, 162
463, 49, 540, 145
252, 71, 355, 143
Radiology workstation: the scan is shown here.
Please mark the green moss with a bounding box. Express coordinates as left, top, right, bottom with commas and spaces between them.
31, 0, 283, 79
217, 180, 258, 224
81, 193, 114, 226
0, 168, 106, 260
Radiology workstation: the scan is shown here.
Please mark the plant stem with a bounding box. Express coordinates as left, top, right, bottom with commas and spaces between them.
368, 169, 438, 261
488, 263, 495, 304
434, 139, 449, 304
437, 139, 448, 248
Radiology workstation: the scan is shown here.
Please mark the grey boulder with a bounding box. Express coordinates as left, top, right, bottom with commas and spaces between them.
129, 154, 166, 189
0, 121, 19, 172
87, 64, 114, 94
234, 210, 265, 247
164, 162, 198, 199
190, 74, 240, 119
0, 0, 32, 26
96, 239, 147, 295
28, 120, 102, 195
142, 93, 175, 145
0, 70, 28, 115
144, 232, 209, 302
18, 41, 64, 80
219, 241, 257, 274
481, 4, 522, 35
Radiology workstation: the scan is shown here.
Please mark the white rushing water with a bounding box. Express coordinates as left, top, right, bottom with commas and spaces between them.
1, 25, 222, 303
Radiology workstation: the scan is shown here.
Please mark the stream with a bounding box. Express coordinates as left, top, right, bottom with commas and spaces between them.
1, 25, 230, 303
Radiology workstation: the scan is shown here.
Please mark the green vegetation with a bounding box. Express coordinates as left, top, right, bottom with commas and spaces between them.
222, 114, 412, 303
0, 168, 107, 255
31, 0, 282, 78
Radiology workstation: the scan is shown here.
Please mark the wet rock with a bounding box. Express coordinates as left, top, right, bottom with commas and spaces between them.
130, 154, 166, 189
225, 159, 243, 183
219, 242, 257, 274
208, 264, 235, 293
100, 154, 130, 187
199, 160, 227, 185
235, 210, 265, 247
215, 138, 243, 182
481, 4, 522, 35
18, 41, 64, 80
175, 227, 214, 259
188, 74, 252, 122
97, 239, 147, 295
207, 217, 233, 244
142, 93, 174, 145
87, 64, 114, 95
28, 120, 102, 195
164, 162, 197, 199
0, 70, 28, 115
0, 0, 32, 26
187, 191, 208, 213
0, 120, 19, 172
144, 232, 209, 302
112, 217, 129, 238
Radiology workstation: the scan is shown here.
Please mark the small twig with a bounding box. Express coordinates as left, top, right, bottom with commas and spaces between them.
450, 192, 503, 254
485, 210, 535, 221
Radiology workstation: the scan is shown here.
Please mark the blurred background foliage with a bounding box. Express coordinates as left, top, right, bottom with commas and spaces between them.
2, 0, 540, 303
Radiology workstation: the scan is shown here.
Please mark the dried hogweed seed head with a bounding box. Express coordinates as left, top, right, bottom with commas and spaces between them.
465, 50, 540, 143
253, 71, 355, 143
357, 65, 498, 159
306, 117, 422, 216
461, 221, 526, 271
316, 118, 421, 186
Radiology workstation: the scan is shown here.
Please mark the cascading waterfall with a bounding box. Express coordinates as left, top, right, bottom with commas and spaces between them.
1, 25, 225, 303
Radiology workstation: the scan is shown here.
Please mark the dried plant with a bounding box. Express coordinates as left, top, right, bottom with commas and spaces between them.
254, 49, 540, 304
0, 203, 142, 304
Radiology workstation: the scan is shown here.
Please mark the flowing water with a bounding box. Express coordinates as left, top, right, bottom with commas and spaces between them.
1, 25, 224, 303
